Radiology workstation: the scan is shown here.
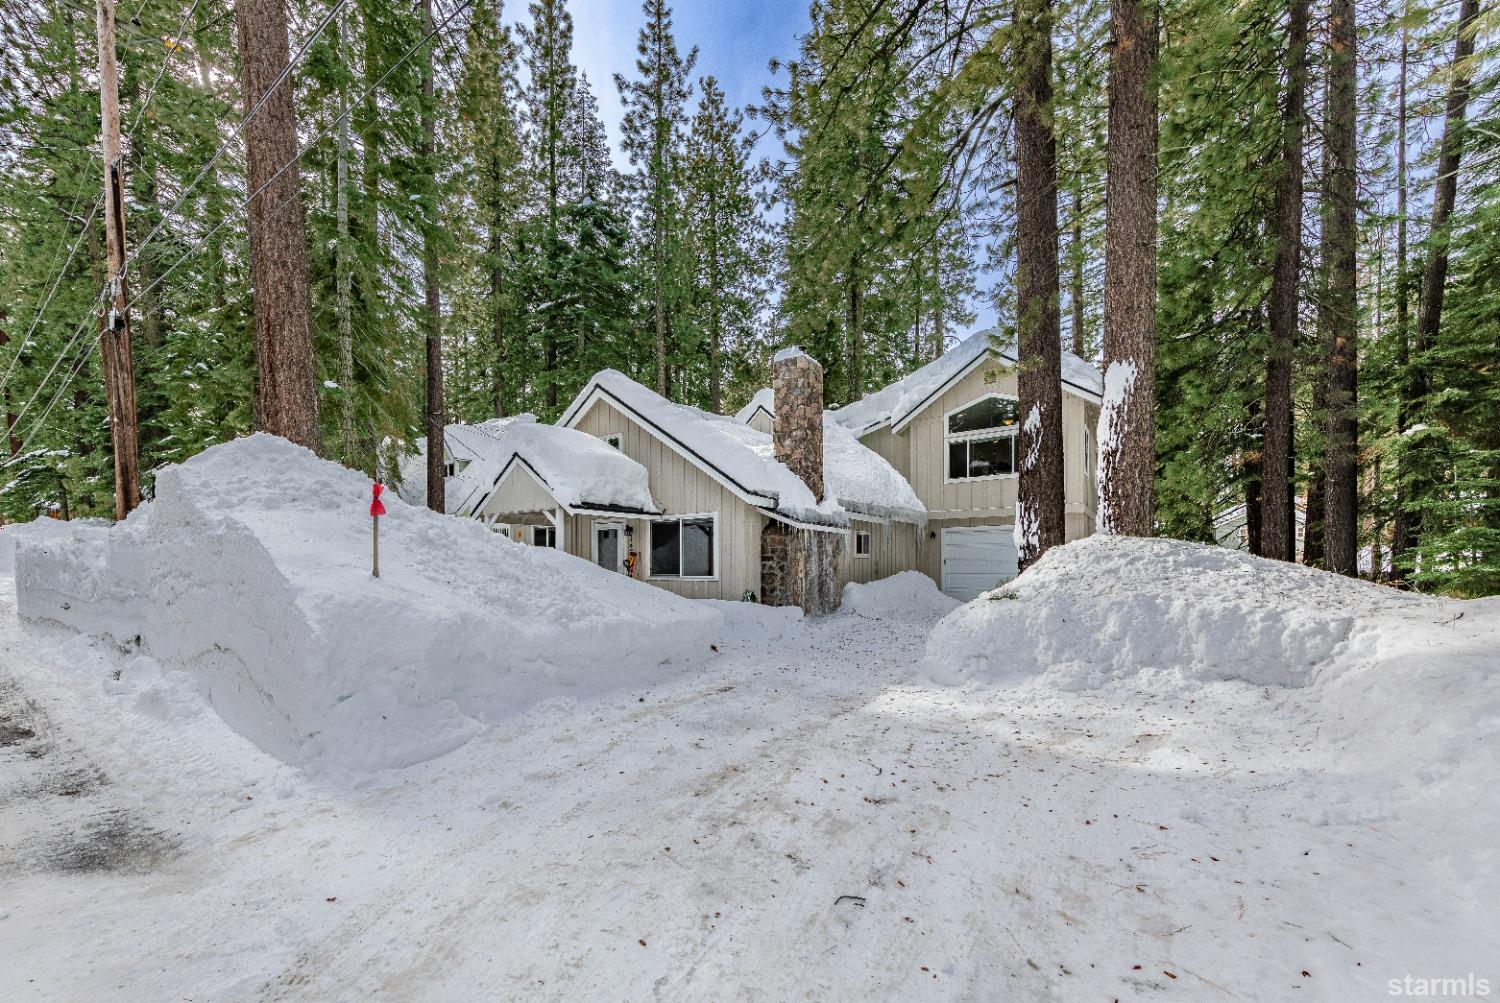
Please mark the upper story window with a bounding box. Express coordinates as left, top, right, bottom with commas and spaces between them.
946, 395, 1019, 480
603, 434, 622, 450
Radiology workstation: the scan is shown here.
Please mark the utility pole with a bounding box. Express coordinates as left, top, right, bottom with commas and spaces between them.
94, 0, 143, 520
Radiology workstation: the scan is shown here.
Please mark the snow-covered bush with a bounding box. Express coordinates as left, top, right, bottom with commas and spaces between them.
16, 434, 721, 772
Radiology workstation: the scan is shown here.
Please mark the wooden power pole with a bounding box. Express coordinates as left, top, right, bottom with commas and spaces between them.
94, 0, 143, 520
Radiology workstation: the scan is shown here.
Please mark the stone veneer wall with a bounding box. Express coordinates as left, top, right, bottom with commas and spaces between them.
761, 522, 843, 616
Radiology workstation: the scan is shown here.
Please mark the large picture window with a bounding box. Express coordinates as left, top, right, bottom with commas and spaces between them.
650, 516, 715, 578
946, 395, 1019, 480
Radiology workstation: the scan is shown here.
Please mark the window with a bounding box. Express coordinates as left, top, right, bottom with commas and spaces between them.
603, 434, 622, 450
650, 516, 715, 578
946, 395, 1019, 480
443, 461, 456, 477
531, 525, 557, 548
854, 531, 872, 558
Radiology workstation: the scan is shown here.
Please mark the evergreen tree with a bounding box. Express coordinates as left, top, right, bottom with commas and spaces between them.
681, 76, 768, 413
615, 0, 697, 398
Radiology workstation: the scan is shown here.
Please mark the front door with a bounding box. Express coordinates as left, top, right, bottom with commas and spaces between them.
593, 521, 625, 574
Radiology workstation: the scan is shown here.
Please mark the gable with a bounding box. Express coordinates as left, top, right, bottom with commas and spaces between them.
566, 389, 779, 511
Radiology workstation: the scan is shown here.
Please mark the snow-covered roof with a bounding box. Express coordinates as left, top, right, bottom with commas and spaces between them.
562, 371, 925, 527
832, 329, 1103, 436
733, 388, 774, 424
400, 416, 657, 518
821, 418, 925, 524
395, 415, 537, 514
471, 421, 658, 517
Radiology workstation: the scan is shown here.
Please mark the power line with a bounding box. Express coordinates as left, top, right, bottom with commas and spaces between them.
124, 0, 208, 142
8, 336, 98, 466
14, 0, 474, 452
0, 197, 103, 393
6, 286, 109, 443
127, 0, 352, 267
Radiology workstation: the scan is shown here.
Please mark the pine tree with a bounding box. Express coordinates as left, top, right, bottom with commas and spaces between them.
1262, 0, 1310, 562
1321, 0, 1358, 574
1013, 0, 1067, 569
447, 0, 527, 420
1096, 0, 1158, 537
682, 76, 767, 412
615, 0, 697, 398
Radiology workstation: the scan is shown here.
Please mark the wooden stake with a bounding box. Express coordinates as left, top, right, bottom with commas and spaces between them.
372, 513, 380, 578
94, 0, 143, 520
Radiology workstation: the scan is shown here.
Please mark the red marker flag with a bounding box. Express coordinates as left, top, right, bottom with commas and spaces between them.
370, 483, 385, 578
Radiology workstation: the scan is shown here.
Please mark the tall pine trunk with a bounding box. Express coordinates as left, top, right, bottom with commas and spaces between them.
1389, 20, 1412, 578
847, 260, 864, 401
420, 0, 445, 513
708, 183, 722, 413
1322, 0, 1358, 575
336, 9, 355, 463
1096, 0, 1158, 537
1070, 186, 1086, 358
235, 0, 321, 450
1261, 0, 1308, 562
1408, 0, 1480, 565
1013, 0, 1066, 570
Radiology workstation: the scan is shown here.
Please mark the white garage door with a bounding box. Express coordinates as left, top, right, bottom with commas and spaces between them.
941, 525, 1019, 601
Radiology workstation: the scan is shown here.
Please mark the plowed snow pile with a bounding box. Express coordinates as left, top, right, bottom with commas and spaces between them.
14, 434, 720, 772
841, 570, 959, 620
924, 535, 1440, 690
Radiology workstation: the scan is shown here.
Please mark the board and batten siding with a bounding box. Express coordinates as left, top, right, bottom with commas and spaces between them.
569, 398, 763, 600
481, 463, 560, 520
880, 358, 1096, 529
844, 518, 920, 585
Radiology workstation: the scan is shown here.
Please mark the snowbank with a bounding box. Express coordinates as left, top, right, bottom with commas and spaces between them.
16, 434, 720, 772
841, 571, 958, 621
923, 535, 1441, 691
0, 517, 109, 577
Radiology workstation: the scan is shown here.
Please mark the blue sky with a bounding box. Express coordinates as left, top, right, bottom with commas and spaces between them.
566, 0, 810, 170
553, 0, 999, 337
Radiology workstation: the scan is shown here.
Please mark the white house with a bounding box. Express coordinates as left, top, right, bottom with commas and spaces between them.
408, 329, 1102, 608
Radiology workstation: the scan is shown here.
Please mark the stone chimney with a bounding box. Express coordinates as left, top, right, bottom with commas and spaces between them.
772, 347, 825, 501
762, 348, 842, 616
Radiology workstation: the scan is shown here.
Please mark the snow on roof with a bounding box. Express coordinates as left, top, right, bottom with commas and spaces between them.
399, 416, 656, 518
565, 371, 925, 526
821, 417, 925, 524
396, 415, 538, 515
474, 421, 658, 517
567, 371, 842, 526
832, 329, 1103, 435
772, 345, 811, 363
733, 387, 774, 423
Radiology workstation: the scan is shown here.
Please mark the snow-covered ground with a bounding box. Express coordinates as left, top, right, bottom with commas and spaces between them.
1, 507, 1495, 999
